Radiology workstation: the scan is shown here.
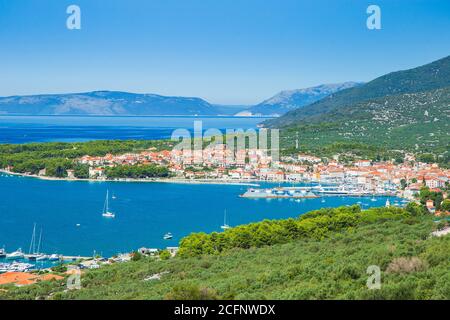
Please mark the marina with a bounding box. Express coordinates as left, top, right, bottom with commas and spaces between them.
240, 186, 397, 199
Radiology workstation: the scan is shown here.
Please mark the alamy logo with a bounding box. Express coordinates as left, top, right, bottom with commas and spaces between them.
171, 121, 279, 166
366, 265, 381, 290
66, 5, 81, 30
67, 271, 81, 290
367, 5, 382, 30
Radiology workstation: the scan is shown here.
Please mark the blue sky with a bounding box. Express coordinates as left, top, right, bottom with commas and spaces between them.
0, 0, 449, 104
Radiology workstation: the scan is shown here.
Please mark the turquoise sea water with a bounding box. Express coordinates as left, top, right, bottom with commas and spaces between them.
0, 116, 403, 262
0, 115, 270, 143
0, 174, 401, 257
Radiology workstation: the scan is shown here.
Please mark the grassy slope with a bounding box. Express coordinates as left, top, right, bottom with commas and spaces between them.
279, 87, 450, 156
3, 217, 449, 300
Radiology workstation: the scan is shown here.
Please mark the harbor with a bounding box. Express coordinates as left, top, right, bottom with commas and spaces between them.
0, 174, 404, 259
240, 185, 397, 199
0, 224, 92, 273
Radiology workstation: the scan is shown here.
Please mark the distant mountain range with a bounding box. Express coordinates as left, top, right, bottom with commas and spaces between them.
0, 83, 361, 117
244, 82, 363, 116
0, 91, 221, 116
266, 55, 450, 127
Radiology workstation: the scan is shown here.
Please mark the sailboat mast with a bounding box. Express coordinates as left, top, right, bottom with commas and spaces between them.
106, 190, 109, 212
29, 223, 36, 254
37, 228, 43, 254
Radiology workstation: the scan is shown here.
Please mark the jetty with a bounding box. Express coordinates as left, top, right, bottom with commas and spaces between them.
240, 186, 396, 199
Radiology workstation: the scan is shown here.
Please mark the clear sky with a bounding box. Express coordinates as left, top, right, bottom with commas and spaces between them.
0, 0, 449, 104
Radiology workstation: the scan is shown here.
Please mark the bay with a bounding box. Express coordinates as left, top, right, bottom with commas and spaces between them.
0, 115, 270, 143
0, 174, 400, 257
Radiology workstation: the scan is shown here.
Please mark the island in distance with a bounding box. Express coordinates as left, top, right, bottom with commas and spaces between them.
0, 82, 362, 117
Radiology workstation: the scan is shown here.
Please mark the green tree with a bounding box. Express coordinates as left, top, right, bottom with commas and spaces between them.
441, 199, 450, 212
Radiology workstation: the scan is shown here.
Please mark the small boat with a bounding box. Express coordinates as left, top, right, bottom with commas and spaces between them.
48, 254, 60, 261
102, 190, 115, 218
36, 254, 49, 261
221, 210, 231, 230
163, 233, 173, 240
112, 193, 117, 200
27, 225, 48, 261
27, 254, 39, 261
0, 248, 6, 258
6, 249, 24, 260
9, 262, 34, 272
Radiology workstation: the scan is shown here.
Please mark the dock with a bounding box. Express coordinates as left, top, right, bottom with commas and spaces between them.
240, 186, 396, 199
61, 255, 92, 261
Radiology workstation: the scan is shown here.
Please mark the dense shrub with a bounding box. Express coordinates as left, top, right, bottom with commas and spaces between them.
178, 205, 410, 257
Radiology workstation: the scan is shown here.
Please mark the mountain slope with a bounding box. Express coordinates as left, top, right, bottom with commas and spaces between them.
279, 86, 450, 156
0, 91, 221, 116
266, 55, 450, 127
248, 82, 362, 116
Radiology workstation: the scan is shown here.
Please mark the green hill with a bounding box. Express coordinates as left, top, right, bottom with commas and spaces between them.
2, 206, 449, 300
279, 86, 450, 159
266, 55, 450, 127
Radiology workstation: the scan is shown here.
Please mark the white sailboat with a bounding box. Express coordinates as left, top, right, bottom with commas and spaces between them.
221, 210, 231, 230
102, 190, 115, 218
48, 254, 60, 261
27, 223, 40, 260
35, 228, 49, 261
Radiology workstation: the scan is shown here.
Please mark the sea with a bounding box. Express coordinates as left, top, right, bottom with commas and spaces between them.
0, 115, 269, 144
0, 116, 402, 263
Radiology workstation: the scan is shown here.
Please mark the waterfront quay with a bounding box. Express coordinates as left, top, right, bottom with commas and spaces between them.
240, 185, 397, 199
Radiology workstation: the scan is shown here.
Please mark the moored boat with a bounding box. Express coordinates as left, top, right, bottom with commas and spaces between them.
102, 190, 115, 218
48, 254, 60, 261
163, 232, 173, 240
6, 248, 24, 260
221, 210, 231, 230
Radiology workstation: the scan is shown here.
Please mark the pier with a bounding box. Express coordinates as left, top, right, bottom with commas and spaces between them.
240, 186, 397, 199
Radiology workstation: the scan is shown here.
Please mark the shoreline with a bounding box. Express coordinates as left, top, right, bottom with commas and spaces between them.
0, 169, 406, 198
0, 169, 263, 186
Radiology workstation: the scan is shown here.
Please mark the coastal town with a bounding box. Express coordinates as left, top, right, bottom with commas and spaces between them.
75, 147, 450, 201
1, 146, 449, 287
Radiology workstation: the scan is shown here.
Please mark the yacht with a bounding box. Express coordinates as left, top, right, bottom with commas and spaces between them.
6, 248, 24, 260
221, 210, 231, 230
48, 254, 60, 261
9, 262, 33, 272
163, 233, 173, 240
102, 190, 115, 218
0, 263, 9, 273
36, 254, 49, 261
